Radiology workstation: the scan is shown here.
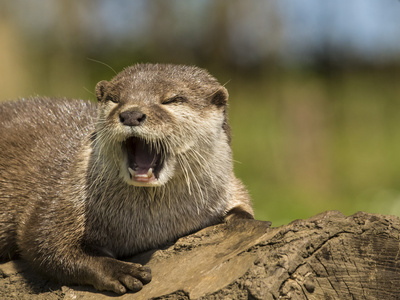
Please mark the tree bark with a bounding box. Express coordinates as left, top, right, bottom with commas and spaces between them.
1, 210, 399, 299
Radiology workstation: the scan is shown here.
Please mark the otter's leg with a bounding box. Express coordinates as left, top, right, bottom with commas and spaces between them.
225, 178, 255, 222
76, 256, 152, 294
17, 206, 151, 294
19, 241, 152, 294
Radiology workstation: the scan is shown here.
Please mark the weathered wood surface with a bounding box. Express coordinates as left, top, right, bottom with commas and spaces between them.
1, 210, 399, 299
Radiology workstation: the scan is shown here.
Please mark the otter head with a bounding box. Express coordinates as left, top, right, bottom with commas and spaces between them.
94, 64, 230, 187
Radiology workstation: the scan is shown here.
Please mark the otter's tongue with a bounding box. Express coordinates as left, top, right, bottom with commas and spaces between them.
126, 137, 159, 177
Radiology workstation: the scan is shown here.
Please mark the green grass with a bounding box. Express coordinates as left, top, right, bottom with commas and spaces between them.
228, 71, 400, 226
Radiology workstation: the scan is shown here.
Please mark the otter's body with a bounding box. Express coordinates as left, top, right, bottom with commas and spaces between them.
0, 64, 253, 294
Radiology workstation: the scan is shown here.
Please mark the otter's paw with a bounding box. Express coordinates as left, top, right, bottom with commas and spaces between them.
224, 206, 255, 222
89, 257, 152, 294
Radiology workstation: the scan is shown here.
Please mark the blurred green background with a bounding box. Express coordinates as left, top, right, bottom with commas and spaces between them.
1, 1, 400, 226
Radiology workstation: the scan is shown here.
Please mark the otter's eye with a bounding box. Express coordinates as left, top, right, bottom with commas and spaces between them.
106, 95, 119, 104
162, 96, 187, 105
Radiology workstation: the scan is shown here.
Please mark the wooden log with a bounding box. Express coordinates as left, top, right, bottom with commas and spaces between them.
1, 210, 399, 299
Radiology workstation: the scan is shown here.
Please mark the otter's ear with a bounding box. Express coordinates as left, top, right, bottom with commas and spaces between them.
211, 87, 231, 144
95, 80, 109, 102
210, 87, 228, 107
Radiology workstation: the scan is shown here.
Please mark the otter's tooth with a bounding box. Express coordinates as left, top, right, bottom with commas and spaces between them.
147, 168, 153, 178
128, 167, 135, 177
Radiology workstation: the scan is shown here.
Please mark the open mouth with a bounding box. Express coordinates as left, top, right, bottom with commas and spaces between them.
124, 136, 165, 185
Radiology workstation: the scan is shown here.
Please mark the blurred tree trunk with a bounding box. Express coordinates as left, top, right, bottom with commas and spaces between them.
0, 14, 30, 100
45, 0, 88, 98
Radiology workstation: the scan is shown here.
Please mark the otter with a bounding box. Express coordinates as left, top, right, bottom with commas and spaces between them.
0, 63, 253, 294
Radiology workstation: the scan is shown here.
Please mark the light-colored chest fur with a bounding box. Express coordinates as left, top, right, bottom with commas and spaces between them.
84, 178, 230, 257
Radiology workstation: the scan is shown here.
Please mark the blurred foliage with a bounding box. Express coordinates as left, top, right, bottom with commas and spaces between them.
228, 69, 400, 225
1, 1, 400, 226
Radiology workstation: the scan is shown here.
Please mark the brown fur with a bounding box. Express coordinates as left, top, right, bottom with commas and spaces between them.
0, 64, 253, 294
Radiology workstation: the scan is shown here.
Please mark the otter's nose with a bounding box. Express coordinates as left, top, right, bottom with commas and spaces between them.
119, 110, 147, 126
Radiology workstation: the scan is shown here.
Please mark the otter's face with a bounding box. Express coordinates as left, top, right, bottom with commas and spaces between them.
94, 64, 230, 187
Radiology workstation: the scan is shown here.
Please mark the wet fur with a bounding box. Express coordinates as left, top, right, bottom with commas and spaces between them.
0, 64, 253, 293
